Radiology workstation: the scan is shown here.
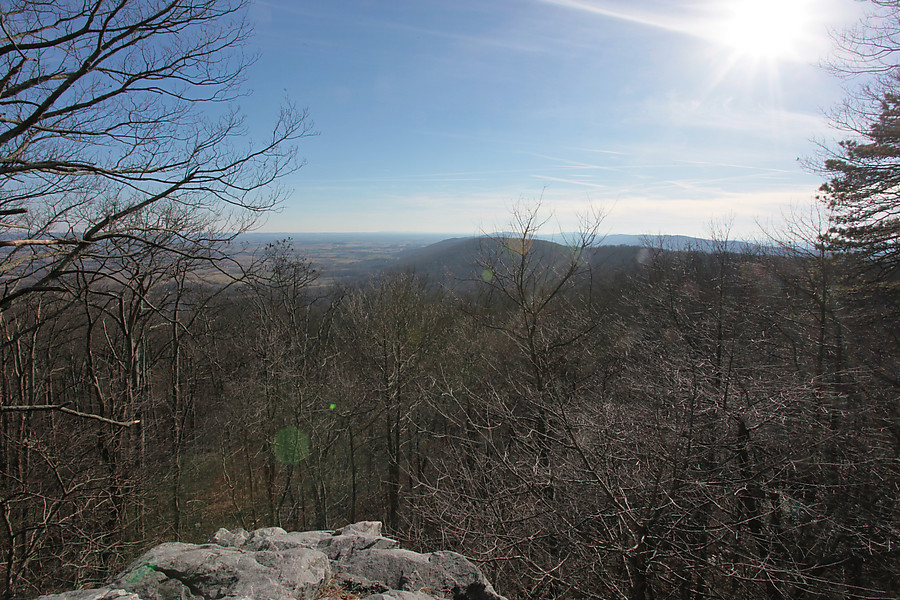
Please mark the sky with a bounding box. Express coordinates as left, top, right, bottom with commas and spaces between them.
243, 0, 864, 237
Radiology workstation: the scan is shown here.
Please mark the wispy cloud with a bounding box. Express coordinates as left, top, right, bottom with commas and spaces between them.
532, 175, 610, 188
607, 185, 819, 237
643, 93, 832, 139
380, 20, 550, 54
535, 0, 858, 62
537, 0, 702, 37
672, 159, 794, 174
574, 147, 627, 156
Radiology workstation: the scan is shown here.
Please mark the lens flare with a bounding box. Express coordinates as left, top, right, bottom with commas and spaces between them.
274, 427, 310, 465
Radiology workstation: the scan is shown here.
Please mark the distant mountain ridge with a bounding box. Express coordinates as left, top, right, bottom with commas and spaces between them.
228, 232, 760, 285
239, 231, 754, 252
386, 236, 644, 285
546, 233, 756, 252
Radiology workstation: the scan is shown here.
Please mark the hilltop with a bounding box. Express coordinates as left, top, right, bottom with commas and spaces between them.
230, 232, 754, 286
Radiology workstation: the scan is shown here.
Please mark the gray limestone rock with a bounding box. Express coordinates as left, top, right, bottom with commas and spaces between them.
336, 521, 383, 537
361, 593, 441, 600
110, 542, 329, 600
317, 530, 400, 561
336, 548, 504, 600
247, 530, 335, 553
38, 589, 141, 600
35, 522, 505, 600
208, 528, 250, 548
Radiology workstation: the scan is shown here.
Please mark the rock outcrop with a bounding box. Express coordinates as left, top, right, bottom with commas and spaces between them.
37, 522, 505, 600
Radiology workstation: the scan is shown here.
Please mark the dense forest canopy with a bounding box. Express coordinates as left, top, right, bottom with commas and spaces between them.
1, 1, 899, 600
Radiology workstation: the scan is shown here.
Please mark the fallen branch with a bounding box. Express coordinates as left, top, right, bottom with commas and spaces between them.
0, 238, 81, 248
1, 404, 140, 427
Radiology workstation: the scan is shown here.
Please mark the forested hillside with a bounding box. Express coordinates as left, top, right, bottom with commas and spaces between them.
1, 1, 899, 599
2, 209, 898, 599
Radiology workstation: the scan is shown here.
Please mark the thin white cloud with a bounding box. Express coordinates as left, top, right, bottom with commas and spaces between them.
574, 147, 627, 156
532, 175, 610, 188
536, 0, 860, 63
380, 20, 550, 54
519, 151, 619, 171
644, 93, 832, 139
671, 159, 794, 174
538, 0, 701, 37
607, 185, 819, 237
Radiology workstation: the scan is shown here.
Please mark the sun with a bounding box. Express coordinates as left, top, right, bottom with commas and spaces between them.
710, 0, 815, 62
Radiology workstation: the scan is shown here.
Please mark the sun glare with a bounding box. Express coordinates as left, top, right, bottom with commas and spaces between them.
711, 0, 814, 62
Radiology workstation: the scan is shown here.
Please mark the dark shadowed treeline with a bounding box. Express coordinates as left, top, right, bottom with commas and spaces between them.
2, 208, 897, 600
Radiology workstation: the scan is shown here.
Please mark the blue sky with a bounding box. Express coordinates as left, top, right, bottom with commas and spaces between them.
244, 0, 862, 237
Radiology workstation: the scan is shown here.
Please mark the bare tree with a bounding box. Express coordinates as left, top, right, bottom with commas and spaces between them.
0, 1, 311, 595
337, 272, 448, 532
407, 205, 621, 599
0, 0, 312, 312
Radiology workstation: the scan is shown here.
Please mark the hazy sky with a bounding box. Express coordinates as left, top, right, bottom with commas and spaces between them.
244, 0, 862, 237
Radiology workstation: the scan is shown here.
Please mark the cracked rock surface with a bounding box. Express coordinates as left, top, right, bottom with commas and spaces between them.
36, 522, 506, 600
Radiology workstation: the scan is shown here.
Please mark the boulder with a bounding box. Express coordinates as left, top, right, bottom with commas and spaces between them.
37, 522, 505, 600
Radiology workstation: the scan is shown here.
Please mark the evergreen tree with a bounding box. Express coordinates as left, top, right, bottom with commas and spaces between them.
820, 93, 900, 280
